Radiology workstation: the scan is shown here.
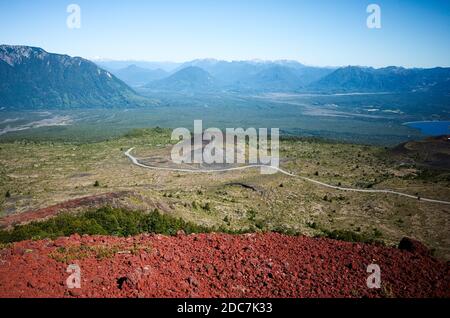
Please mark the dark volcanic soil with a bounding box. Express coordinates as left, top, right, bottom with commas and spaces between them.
390, 135, 450, 170
0, 232, 448, 298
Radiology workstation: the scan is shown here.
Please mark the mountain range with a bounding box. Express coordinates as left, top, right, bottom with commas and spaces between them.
123, 59, 450, 94
0, 45, 145, 109
145, 66, 217, 92
113, 65, 168, 87
310, 66, 450, 93
1, 45, 449, 109
143, 59, 336, 92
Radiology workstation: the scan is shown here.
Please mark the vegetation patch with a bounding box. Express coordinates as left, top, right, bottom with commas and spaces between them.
0, 242, 12, 250
0, 207, 213, 243
319, 227, 384, 244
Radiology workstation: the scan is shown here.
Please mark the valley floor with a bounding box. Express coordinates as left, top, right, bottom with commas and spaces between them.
0, 129, 449, 259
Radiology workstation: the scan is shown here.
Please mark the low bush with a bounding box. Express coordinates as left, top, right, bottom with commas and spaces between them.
0, 207, 385, 246
0, 207, 212, 243
319, 228, 384, 244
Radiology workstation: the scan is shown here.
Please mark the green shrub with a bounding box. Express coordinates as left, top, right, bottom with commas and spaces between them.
271, 225, 299, 236
254, 219, 266, 230
0, 207, 386, 246
246, 209, 256, 221
306, 221, 318, 229
0, 207, 212, 243
203, 202, 212, 211
320, 228, 383, 244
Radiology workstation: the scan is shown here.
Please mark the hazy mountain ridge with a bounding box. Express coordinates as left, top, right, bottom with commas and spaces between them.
231, 65, 303, 92
310, 65, 450, 93
113, 65, 168, 87
140, 59, 336, 92
1, 45, 449, 111
133, 58, 449, 94
0, 45, 146, 109
94, 60, 180, 73
174, 59, 333, 87
145, 66, 218, 92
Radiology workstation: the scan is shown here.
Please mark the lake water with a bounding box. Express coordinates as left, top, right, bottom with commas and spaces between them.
404, 121, 450, 136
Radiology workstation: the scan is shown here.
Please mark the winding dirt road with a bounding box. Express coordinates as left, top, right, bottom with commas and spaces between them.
125, 148, 450, 205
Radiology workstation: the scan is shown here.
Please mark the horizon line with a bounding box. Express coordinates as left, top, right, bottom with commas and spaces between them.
2, 44, 450, 69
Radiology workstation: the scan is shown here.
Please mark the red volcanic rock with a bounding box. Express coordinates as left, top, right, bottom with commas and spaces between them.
0, 233, 448, 298
68, 288, 82, 297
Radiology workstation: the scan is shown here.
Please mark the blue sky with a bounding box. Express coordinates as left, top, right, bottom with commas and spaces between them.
0, 0, 449, 67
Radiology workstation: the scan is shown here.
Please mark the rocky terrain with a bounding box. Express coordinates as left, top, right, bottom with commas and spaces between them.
0, 130, 449, 298
0, 232, 448, 298
1, 130, 450, 259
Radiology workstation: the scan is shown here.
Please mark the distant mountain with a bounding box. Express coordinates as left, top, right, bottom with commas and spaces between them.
234, 65, 302, 92
175, 60, 261, 85
91, 57, 450, 94
172, 59, 335, 91
308, 66, 450, 93
145, 66, 217, 92
176, 59, 306, 85
94, 60, 181, 72
94, 58, 336, 93
3, 46, 448, 103
112, 65, 168, 87
271, 59, 306, 70
292, 67, 336, 86
0, 45, 147, 109
239, 65, 336, 91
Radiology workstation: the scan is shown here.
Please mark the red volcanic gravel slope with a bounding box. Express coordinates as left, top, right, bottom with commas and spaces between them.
0, 192, 130, 229
0, 232, 448, 298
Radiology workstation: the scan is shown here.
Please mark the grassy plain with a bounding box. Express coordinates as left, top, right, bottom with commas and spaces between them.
0, 128, 449, 258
